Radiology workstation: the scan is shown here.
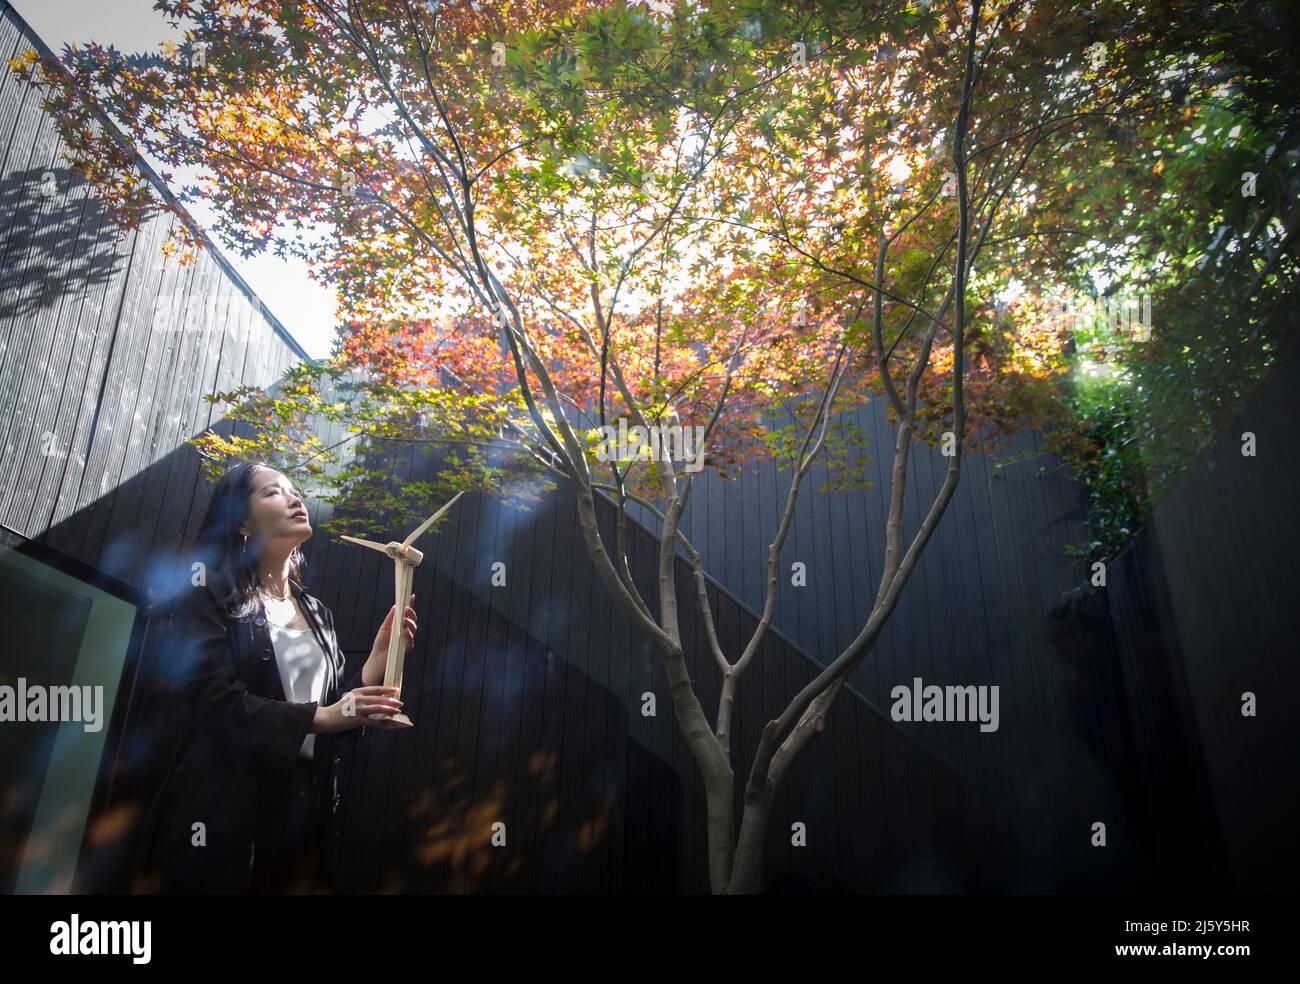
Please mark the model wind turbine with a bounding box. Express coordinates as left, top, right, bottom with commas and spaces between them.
339, 491, 465, 727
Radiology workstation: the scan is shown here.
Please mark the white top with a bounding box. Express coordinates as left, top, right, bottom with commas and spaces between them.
263, 594, 327, 760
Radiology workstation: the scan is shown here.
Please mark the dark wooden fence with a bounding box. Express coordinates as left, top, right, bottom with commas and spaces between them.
306, 435, 1016, 893
1103, 344, 1300, 892
628, 401, 1153, 890
0, 2, 308, 575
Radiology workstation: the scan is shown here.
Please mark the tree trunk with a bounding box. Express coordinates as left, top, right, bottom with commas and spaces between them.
722, 779, 775, 894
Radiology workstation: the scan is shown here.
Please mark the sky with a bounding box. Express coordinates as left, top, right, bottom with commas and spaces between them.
11, 0, 339, 359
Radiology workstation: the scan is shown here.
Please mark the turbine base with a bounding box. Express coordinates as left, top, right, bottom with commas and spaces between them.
370, 712, 414, 729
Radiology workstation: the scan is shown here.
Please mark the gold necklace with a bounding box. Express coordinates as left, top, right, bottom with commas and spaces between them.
259, 580, 292, 602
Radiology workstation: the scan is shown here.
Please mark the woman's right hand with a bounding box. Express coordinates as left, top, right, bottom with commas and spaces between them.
313, 686, 404, 733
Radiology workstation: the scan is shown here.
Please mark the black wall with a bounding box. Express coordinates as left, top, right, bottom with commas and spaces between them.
304, 435, 1016, 893
629, 404, 1149, 890
1105, 344, 1300, 892
0, 4, 308, 576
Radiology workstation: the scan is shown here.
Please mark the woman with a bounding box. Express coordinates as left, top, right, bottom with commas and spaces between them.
133, 461, 417, 893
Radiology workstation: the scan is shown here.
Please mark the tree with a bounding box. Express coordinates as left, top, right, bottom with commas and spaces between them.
16, 0, 1211, 892
981, 0, 1300, 561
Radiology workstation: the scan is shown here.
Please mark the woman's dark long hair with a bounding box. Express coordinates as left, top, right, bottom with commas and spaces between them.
193, 460, 305, 619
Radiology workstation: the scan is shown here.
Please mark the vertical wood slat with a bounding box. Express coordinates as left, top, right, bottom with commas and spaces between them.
92, 215, 193, 583
124, 258, 206, 589
8, 172, 95, 534
3, 76, 108, 533
80, 213, 180, 575
0, 60, 80, 505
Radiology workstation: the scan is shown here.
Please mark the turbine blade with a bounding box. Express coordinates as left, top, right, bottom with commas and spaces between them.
401, 490, 466, 548
340, 535, 389, 552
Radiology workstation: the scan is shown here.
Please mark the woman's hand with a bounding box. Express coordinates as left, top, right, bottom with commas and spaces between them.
362, 595, 418, 687
313, 686, 404, 733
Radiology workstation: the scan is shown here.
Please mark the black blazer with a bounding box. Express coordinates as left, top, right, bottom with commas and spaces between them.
133, 576, 362, 893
